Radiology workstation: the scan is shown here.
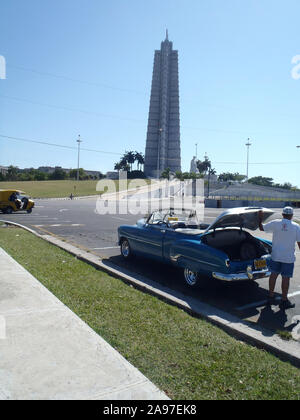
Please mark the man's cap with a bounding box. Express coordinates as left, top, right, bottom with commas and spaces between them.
282, 206, 294, 215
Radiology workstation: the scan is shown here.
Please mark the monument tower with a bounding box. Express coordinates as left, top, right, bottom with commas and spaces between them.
144, 31, 181, 177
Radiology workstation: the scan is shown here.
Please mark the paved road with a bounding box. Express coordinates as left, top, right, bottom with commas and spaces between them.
2, 197, 300, 339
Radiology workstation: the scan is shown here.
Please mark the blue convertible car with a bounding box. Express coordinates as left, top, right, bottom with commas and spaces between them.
118, 207, 274, 287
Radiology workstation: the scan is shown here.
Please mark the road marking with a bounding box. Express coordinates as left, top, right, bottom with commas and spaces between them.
236, 291, 300, 311
93, 246, 119, 250
287, 291, 300, 298
33, 224, 84, 228
59, 209, 69, 212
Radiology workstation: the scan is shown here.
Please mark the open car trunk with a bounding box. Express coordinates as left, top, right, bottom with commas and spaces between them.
202, 228, 272, 261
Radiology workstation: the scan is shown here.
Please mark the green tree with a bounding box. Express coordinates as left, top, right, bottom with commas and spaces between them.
114, 162, 122, 171
124, 151, 135, 171
120, 157, 130, 171
273, 182, 297, 190
160, 167, 171, 180
196, 156, 211, 176
218, 172, 246, 182
174, 171, 197, 180
248, 176, 273, 187
69, 168, 86, 180
49, 168, 68, 180
115, 150, 145, 173
175, 171, 184, 181
6, 165, 19, 181
134, 151, 145, 171
34, 171, 47, 181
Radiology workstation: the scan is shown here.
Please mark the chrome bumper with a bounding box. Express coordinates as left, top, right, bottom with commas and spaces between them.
212, 268, 271, 282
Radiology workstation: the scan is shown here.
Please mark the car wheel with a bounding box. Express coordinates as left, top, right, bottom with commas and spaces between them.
26, 208, 32, 214
5, 207, 13, 214
120, 238, 132, 259
183, 268, 199, 287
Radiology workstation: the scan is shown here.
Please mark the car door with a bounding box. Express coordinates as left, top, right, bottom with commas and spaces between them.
136, 222, 166, 259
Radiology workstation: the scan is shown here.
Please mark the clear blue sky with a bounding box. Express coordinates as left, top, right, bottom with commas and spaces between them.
0, 0, 300, 186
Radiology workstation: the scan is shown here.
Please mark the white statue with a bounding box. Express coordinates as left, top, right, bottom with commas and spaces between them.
190, 156, 198, 173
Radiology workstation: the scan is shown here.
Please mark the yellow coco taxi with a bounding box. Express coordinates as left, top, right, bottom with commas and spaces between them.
0, 190, 35, 214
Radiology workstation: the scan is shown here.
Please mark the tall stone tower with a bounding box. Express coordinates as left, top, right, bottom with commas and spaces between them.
144, 31, 181, 177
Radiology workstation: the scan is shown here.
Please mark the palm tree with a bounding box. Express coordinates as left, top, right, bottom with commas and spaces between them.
160, 167, 171, 180
134, 152, 145, 171
114, 162, 122, 171
124, 151, 135, 172
120, 156, 130, 171
115, 151, 145, 173
196, 155, 211, 176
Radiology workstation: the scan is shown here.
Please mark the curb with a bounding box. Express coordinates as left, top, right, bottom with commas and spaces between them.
1, 219, 300, 368
32, 195, 99, 201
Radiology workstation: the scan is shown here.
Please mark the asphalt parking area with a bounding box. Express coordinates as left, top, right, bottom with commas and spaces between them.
1, 200, 300, 340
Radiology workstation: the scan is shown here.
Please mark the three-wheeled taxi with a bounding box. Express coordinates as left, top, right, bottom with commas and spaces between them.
0, 190, 35, 214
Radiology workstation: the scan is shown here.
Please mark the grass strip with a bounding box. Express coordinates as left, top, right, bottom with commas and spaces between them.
0, 226, 300, 400
0, 179, 151, 199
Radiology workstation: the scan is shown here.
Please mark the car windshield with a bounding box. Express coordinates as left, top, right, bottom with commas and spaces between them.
148, 209, 199, 226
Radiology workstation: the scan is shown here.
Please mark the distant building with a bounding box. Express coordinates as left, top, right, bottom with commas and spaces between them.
106, 171, 119, 180
37, 166, 57, 174
0, 166, 8, 175
144, 31, 181, 177
84, 170, 103, 179
37, 166, 69, 174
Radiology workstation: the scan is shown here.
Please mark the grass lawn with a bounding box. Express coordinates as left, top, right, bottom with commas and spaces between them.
0, 180, 99, 198
1, 226, 300, 400
0, 179, 150, 199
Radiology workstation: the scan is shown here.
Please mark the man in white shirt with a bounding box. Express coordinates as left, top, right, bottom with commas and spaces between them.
259, 206, 300, 309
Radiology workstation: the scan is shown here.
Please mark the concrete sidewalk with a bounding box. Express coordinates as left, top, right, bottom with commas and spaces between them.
0, 247, 168, 400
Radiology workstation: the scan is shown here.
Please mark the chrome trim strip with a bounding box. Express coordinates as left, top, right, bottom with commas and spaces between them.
169, 253, 221, 267
212, 270, 271, 282
126, 236, 162, 247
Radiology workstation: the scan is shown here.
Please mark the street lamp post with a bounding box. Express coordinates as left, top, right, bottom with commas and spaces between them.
76, 135, 82, 181
157, 128, 163, 178
246, 138, 251, 180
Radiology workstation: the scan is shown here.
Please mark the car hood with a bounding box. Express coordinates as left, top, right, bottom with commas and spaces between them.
205, 207, 274, 232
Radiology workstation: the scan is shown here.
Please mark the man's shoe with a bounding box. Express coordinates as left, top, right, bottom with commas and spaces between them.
279, 299, 295, 309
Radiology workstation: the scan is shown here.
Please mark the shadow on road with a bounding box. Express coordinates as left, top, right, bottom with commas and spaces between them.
102, 254, 288, 338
